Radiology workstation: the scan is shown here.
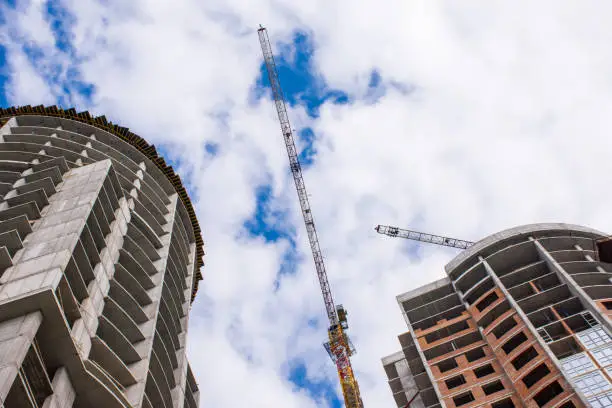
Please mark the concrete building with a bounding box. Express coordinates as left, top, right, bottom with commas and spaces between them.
0, 106, 203, 408
382, 224, 612, 408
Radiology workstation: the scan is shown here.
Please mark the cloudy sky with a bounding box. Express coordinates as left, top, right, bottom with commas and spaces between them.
2, 1, 612, 407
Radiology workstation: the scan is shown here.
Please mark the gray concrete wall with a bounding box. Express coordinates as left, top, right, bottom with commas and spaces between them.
0, 115, 201, 408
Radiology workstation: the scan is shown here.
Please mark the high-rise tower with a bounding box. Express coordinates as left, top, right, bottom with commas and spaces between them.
382, 224, 612, 408
0, 106, 203, 408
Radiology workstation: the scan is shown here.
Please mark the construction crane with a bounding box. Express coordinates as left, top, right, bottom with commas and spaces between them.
258, 26, 364, 408
375, 225, 474, 250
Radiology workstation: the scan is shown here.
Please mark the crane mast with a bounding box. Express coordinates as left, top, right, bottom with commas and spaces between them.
375, 225, 474, 250
258, 26, 363, 408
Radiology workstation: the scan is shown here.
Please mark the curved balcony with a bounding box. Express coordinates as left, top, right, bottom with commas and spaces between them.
134, 199, 165, 237
108, 279, 148, 324
152, 334, 177, 384
156, 307, 180, 355
0, 159, 32, 173
154, 326, 178, 369
92, 200, 112, 235
86, 213, 107, 253
6, 132, 86, 154
161, 279, 183, 324
123, 235, 157, 276
159, 294, 181, 340
142, 394, 154, 408
64, 257, 89, 301
83, 359, 134, 408
0, 170, 21, 184
130, 211, 163, 249
537, 235, 596, 252
582, 284, 612, 300
116, 172, 135, 196
32, 155, 70, 173
89, 336, 138, 387
153, 335, 177, 388
549, 249, 595, 263
139, 175, 170, 212
455, 262, 487, 293
485, 240, 541, 278
149, 347, 174, 402
134, 188, 167, 227
500, 261, 548, 289
0, 141, 92, 166
164, 261, 186, 308
0, 151, 60, 167
118, 249, 155, 290
6, 188, 49, 211
560, 260, 612, 274
463, 276, 494, 306
144, 370, 170, 408
126, 223, 160, 262
171, 218, 190, 261
102, 296, 145, 344
97, 315, 141, 365
0, 182, 13, 196
169, 240, 189, 281
572, 272, 612, 287
113, 263, 153, 306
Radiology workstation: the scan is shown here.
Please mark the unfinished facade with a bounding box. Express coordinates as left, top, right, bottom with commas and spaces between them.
0, 106, 203, 408
383, 224, 612, 408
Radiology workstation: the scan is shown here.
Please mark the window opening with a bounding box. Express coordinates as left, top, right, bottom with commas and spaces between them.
466, 347, 486, 362
482, 380, 505, 396
502, 332, 528, 355
446, 375, 466, 390
474, 364, 495, 378
453, 392, 475, 407
511, 346, 539, 371
491, 398, 515, 408
533, 381, 563, 407
476, 292, 499, 312
522, 364, 551, 389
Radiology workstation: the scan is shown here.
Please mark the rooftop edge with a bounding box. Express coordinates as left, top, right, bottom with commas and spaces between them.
445, 222, 606, 275
0, 105, 204, 302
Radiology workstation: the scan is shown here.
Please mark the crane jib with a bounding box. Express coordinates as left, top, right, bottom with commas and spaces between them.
257, 26, 338, 326
258, 26, 364, 407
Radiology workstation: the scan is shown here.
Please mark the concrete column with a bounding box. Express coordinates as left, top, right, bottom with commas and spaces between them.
68, 162, 132, 365
172, 242, 197, 408
125, 193, 179, 408
396, 300, 447, 408
41, 367, 76, 408
0, 117, 17, 142
0, 312, 43, 402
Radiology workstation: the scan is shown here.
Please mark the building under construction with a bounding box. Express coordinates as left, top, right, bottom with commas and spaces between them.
382, 223, 612, 408
0, 106, 202, 408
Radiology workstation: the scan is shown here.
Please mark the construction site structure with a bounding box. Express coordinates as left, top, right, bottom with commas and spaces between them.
381, 223, 612, 408
0, 107, 203, 408
257, 26, 363, 408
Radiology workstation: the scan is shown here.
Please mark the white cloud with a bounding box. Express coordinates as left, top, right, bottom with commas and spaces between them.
4, 1, 612, 407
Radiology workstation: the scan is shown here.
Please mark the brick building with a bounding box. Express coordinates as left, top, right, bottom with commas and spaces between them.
382, 224, 612, 408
